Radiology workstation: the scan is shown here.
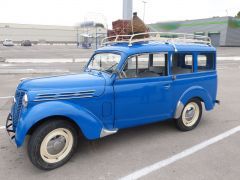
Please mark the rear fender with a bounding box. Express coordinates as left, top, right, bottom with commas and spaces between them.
15, 101, 104, 147
174, 86, 214, 119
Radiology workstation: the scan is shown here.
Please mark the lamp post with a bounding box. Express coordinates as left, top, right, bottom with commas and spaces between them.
142, 1, 147, 22
76, 26, 79, 47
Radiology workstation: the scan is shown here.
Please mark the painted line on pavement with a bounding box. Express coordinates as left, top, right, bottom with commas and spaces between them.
0, 126, 5, 130
0, 96, 13, 99
218, 56, 240, 61
120, 125, 240, 180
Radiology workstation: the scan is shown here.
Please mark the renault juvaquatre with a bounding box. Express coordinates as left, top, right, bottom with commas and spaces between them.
6, 32, 219, 170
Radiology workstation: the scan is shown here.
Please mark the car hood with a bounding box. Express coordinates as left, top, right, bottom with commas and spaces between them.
18, 72, 106, 97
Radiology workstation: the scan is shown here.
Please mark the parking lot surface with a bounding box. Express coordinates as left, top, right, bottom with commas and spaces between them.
0, 47, 240, 180
0, 45, 93, 59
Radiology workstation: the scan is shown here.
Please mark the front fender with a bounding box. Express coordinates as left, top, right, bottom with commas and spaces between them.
174, 86, 215, 119
15, 101, 104, 147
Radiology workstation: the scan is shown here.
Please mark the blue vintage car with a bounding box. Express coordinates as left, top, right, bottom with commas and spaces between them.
6, 32, 218, 170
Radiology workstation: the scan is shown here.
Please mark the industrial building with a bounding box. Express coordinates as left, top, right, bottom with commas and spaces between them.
0, 23, 107, 45
148, 16, 240, 47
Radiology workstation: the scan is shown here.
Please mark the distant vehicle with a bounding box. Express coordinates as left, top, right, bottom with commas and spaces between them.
21, 40, 32, 46
3, 39, 14, 46
6, 32, 219, 170
81, 34, 92, 49
82, 41, 91, 48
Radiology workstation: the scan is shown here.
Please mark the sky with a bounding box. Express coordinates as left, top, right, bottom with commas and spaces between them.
0, 0, 239, 28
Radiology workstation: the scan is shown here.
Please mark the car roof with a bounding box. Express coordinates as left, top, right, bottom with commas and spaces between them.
96, 42, 216, 56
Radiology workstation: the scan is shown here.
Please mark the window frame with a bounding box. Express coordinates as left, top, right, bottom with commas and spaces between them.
84, 51, 122, 73
196, 52, 216, 72
170, 52, 194, 75
118, 52, 169, 80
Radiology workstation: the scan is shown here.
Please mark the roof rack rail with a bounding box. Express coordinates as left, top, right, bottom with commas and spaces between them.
101, 32, 211, 47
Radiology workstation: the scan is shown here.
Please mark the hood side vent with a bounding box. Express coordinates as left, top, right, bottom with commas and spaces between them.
34, 90, 96, 102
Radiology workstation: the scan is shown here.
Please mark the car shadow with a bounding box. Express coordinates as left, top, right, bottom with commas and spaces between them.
76, 119, 176, 154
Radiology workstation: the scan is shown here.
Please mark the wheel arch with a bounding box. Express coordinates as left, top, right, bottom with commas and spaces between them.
15, 101, 104, 147
174, 86, 214, 119
27, 115, 83, 137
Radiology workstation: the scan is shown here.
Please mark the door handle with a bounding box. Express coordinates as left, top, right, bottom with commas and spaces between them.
163, 84, 171, 89
172, 75, 176, 80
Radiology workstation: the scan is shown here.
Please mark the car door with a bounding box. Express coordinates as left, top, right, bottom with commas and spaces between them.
113, 53, 173, 128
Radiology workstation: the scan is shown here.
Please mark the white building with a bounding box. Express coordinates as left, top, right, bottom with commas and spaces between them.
0, 23, 107, 44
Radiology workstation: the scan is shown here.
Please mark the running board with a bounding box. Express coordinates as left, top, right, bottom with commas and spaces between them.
100, 128, 118, 138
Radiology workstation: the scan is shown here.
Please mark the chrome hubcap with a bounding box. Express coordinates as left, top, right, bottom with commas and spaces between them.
182, 102, 200, 127
40, 128, 73, 164
47, 135, 66, 155
185, 107, 195, 121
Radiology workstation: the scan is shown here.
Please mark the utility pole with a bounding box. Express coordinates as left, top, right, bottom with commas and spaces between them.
142, 1, 147, 22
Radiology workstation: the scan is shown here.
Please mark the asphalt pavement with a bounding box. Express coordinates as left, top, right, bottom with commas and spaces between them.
0, 46, 239, 180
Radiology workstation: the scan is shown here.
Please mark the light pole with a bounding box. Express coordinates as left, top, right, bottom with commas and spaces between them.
142, 1, 147, 22
76, 26, 79, 47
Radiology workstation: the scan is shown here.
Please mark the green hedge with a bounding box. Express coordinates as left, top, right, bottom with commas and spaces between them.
228, 19, 240, 28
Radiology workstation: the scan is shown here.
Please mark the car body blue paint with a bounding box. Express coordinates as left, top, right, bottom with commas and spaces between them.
15, 101, 104, 147
8, 42, 218, 147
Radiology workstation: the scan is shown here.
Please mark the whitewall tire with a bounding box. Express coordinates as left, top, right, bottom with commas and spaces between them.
28, 119, 78, 170
175, 99, 202, 131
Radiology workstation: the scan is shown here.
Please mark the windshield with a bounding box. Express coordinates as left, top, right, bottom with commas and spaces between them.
87, 53, 121, 73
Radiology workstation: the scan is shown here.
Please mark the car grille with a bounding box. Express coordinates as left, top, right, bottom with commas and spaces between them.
12, 90, 25, 131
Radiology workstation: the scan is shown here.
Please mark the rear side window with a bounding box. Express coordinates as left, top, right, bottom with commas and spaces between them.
197, 54, 215, 71
171, 53, 193, 75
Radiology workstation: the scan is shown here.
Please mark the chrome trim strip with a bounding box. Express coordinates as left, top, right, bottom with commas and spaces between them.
33, 95, 93, 102
174, 101, 184, 119
35, 93, 94, 99
36, 90, 95, 96
100, 128, 118, 138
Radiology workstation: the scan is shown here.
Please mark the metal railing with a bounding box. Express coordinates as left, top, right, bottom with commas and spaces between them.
101, 32, 211, 47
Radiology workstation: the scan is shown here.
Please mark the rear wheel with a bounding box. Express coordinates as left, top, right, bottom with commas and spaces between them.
175, 99, 202, 131
28, 119, 79, 170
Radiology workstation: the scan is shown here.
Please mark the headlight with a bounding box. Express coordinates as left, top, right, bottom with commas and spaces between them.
22, 94, 28, 108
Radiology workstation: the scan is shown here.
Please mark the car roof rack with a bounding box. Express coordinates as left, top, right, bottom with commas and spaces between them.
101, 32, 212, 48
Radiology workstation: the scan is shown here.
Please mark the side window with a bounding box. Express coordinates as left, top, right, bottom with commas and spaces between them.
171, 53, 193, 75
197, 54, 215, 71
138, 54, 149, 69
121, 53, 168, 79
150, 54, 168, 76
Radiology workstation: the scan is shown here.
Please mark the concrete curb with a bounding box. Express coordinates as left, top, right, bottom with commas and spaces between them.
0, 69, 69, 74
5, 58, 75, 63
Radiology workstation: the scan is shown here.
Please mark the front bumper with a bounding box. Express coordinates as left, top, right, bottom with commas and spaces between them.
5, 113, 16, 145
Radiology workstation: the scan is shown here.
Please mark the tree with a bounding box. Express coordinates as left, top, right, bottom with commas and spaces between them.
236, 11, 240, 18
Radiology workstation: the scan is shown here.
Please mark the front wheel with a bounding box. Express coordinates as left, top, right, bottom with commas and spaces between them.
28, 119, 79, 170
175, 99, 202, 131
